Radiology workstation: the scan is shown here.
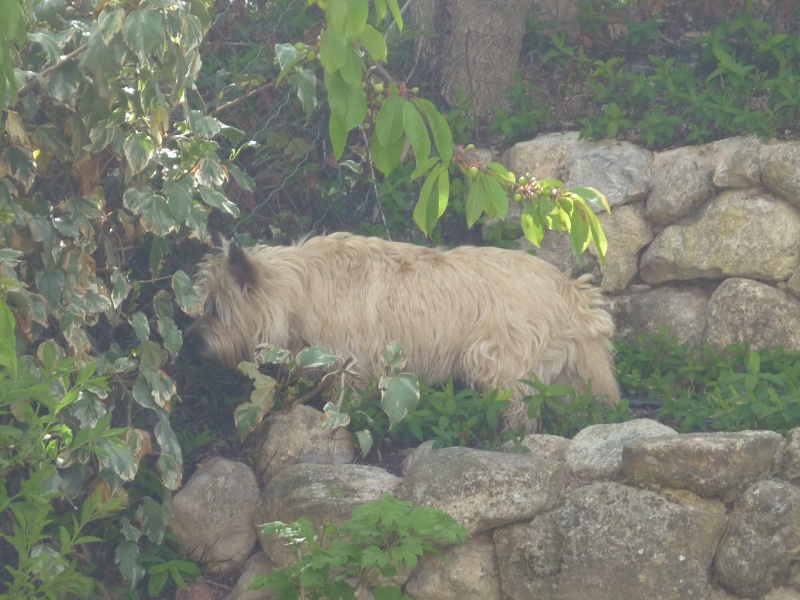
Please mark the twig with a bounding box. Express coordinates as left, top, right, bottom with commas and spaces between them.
16, 43, 88, 98
210, 82, 275, 116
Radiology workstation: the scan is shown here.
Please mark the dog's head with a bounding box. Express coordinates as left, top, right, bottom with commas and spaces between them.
183, 238, 258, 370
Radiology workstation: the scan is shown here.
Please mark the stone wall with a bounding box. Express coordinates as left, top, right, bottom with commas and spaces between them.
501, 133, 800, 350
170, 405, 800, 600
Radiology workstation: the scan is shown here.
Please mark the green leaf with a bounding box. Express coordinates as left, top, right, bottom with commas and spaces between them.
323, 402, 351, 429
157, 315, 182, 359
386, 0, 403, 29
130, 312, 150, 342
188, 110, 221, 137
115, 540, 145, 588
97, 5, 125, 45
382, 341, 407, 371
172, 271, 202, 316
325, 69, 367, 132
371, 130, 404, 176
123, 9, 165, 61
569, 207, 591, 256
521, 203, 544, 247
123, 189, 175, 236
111, 272, 129, 309
0, 298, 18, 379
412, 98, 453, 164
1, 144, 36, 192
329, 112, 348, 160
319, 27, 347, 73
380, 373, 420, 428
355, 429, 373, 456
289, 69, 318, 116
295, 346, 339, 369
484, 174, 509, 221
27, 30, 60, 66
228, 164, 256, 192
163, 179, 193, 222
198, 185, 240, 217
586, 208, 608, 263
97, 437, 138, 482
123, 133, 155, 177
403, 101, 431, 173
360, 24, 387, 62
234, 401, 263, 441
327, 0, 368, 41
193, 157, 226, 187
150, 234, 166, 277
572, 187, 610, 213
375, 95, 406, 148
413, 161, 446, 235
465, 177, 487, 228
137, 496, 168, 545
155, 417, 183, 490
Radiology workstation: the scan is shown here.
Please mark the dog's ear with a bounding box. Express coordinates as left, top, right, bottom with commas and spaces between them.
228, 242, 256, 289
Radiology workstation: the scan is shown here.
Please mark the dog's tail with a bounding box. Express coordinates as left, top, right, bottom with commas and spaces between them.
565, 274, 620, 405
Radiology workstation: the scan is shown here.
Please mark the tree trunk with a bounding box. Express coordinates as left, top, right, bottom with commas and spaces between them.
410, 0, 534, 116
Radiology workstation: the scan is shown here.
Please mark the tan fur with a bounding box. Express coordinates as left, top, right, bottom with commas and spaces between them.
187, 232, 620, 430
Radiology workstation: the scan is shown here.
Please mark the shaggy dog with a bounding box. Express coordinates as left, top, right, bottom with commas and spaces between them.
185, 232, 620, 430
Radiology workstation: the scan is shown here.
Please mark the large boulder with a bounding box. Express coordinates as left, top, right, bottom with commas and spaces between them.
640, 189, 800, 283
494, 482, 727, 600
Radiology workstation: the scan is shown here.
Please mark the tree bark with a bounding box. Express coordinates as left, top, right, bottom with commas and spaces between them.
410, 0, 534, 116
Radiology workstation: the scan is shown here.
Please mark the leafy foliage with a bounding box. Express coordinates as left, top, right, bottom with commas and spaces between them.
524, 5, 800, 148
251, 494, 469, 599
0, 298, 125, 598
616, 330, 800, 433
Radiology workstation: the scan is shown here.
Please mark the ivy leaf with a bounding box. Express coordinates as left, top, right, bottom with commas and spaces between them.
172, 271, 202, 316
136, 497, 168, 545
123, 189, 174, 236
289, 69, 317, 116
355, 429, 373, 457
198, 185, 240, 217
228, 164, 255, 192
188, 110, 221, 137
234, 402, 263, 441
155, 417, 183, 490
123, 133, 155, 177
295, 347, 339, 369
27, 30, 60, 66
115, 541, 145, 588
1, 144, 36, 192
97, 5, 125, 45
123, 9, 165, 61
157, 315, 182, 360
163, 179, 193, 222
380, 373, 420, 429
0, 299, 18, 379
192, 156, 226, 187
97, 437, 138, 482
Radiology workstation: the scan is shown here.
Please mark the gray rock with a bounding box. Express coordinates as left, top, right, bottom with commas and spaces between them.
170, 458, 260, 573
404, 533, 502, 600
566, 419, 677, 481
761, 142, 800, 208
255, 404, 355, 482
225, 551, 276, 600
608, 285, 711, 348
597, 203, 653, 292
773, 428, 800, 486
516, 433, 571, 462
397, 446, 568, 533
623, 431, 784, 503
646, 145, 715, 226
714, 480, 800, 597
712, 136, 762, 188
503, 131, 581, 180
495, 482, 727, 600
705, 278, 800, 351
640, 190, 800, 283
566, 139, 652, 208
255, 463, 401, 567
